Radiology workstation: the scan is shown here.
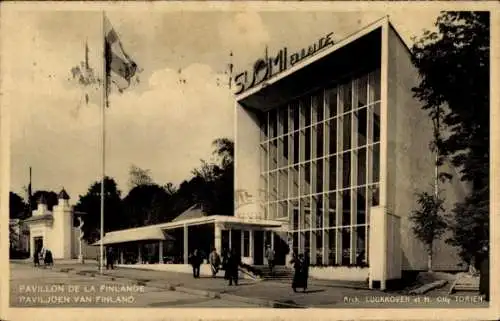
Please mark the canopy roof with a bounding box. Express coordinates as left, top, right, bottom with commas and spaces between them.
171, 204, 208, 222
93, 214, 284, 246
92, 227, 174, 246
24, 214, 53, 224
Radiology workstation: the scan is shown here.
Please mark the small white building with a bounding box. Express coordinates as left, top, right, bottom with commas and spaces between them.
23, 189, 97, 260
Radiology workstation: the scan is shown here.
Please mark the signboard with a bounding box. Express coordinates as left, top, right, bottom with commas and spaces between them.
234, 32, 335, 95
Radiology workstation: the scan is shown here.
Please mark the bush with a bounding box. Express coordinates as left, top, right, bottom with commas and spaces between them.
10, 248, 30, 259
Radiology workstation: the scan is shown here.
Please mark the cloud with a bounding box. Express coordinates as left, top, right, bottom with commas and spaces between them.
9, 61, 234, 201
104, 63, 234, 194
218, 12, 271, 64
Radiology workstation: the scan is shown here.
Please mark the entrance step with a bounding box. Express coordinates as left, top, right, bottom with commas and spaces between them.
448, 273, 480, 294
240, 265, 294, 280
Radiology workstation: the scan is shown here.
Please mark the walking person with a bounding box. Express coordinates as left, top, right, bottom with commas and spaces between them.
221, 247, 229, 280
291, 253, 307, 293
209, 247, 221, 278
302, 250, 310, 292
106, 247, 115, 270
44, 249, 54, 267
265, 244, 275, 275
189, 249, 202, 278
227, 248, 241, 286
40, 247, 47, 267
33, 248, 40, 267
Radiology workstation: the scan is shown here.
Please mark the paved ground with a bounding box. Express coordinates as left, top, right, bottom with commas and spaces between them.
9, 262, 489, 308
10, 263, 259, 308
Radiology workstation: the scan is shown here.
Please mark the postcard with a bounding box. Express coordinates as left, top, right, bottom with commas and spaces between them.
1, 2, 498, 320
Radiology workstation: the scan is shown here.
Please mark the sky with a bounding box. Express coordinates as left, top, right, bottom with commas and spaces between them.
3, 5, 442, 204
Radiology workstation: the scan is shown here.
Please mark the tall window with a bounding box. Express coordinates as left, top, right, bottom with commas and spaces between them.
259, 69, 381, 266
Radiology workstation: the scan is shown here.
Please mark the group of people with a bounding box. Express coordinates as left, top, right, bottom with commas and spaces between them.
33, 247, 53, 267
189, 247, 241, 286
189, 245, 310, 293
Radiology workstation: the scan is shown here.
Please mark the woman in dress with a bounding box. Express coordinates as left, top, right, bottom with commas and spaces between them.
33, 249, 40, 267
44, 249, 53, 267
289, 252, 301, 292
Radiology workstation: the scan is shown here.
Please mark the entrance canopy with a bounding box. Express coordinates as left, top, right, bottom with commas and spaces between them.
94, 215, 284, 246
93, 226, 173, 246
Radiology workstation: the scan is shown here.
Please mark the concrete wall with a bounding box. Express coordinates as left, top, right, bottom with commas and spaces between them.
235, 104, 264, 220
385, 212, 401, 280
309, 266, 368, 281
385, 25, 465, 271
368, 206, 385, 284
51, 201, 73, 259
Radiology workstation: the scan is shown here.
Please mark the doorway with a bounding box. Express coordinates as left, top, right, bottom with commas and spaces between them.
253, 231, 264, 265
34, 236, 43, 253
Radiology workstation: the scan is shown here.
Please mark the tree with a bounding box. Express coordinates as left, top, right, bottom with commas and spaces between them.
9, 225, 19, 249
446, 185, 488, 269
163, 182, 177, 196
410, 191, 447, 271
9, 192, 27, 219
122, 184, 173, 228
190, 138, 234, 215
411, 11, 489, 265
128, 164, 154, 189
74, 177, 122, 243
31, 190, 58, 211
212, 137, 234, 169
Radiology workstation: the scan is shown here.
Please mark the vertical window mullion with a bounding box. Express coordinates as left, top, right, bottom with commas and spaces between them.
350, 81, 358, 265
267, 113, 270, 220
323, 89, 330, 264
366, 104, 373, 264
335, 88, 342, 265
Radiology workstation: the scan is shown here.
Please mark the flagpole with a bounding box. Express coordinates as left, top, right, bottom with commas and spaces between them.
28, 166, 32, 214
100, 10, 107, 274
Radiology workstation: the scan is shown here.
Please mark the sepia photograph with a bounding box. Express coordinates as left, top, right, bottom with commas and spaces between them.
1, 3, 496, 319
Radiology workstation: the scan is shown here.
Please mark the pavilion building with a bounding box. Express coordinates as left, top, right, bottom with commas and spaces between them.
95, 17, 467, 289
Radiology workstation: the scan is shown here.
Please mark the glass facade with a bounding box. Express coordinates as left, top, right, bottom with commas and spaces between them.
259, 69, 381, 266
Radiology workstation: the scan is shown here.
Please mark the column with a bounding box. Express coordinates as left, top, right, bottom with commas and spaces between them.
229, 229, 232, 250
322, 194, 329, 265
249, 230, 254, 264
299, 200, 305, 254
159, 241, 163, 264
214, 223, 222, 254
270, 231, 275, 249
30, 236, 35, 258
240, 230, 244, 256
263, 231, 268, 264
310, 197, 317, 265
286, 233, 293, 267
138, 244, 142, 264
183, 225, 189, 264
120, 249, 124, 264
